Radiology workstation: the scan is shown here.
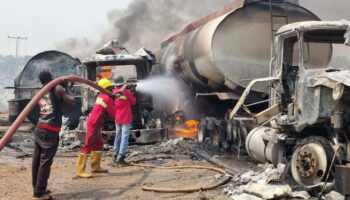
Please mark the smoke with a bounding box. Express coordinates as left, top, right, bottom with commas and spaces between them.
56, 0, 232, 58
0, 92, 13, 112
0, 101, 6, 112
56, 37, 95, 58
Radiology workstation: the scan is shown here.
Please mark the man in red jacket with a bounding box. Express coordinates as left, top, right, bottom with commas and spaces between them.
112, 76, 136, 166
76, 78, 127, 178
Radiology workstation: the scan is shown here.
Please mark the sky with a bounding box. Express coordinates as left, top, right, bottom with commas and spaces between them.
0, 0, 350, 57
0, 0, 131, 56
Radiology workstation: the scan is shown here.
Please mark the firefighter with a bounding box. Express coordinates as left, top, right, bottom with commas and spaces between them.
76, 78, 127, 178
32, 71, 76, 200
112, 76, 137, 166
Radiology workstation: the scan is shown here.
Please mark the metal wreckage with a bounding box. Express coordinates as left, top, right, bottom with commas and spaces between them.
6, 0, 350, 194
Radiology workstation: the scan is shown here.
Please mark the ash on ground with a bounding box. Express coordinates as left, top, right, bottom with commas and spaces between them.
1, 125, 345, 200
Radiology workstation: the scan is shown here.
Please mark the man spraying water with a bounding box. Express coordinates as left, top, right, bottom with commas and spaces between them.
112, 76, 137, 166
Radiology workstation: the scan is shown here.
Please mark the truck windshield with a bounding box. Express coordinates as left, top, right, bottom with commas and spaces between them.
96, 65, 137, 81
111, 65, 137, 81
326, 43, 350, 70
303, 29, 350, 70
284, 38, 331, 70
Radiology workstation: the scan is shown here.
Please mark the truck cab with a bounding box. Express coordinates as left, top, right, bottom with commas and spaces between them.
271, 21, 350, 187
76, 43, 167, 144
238, 20, 350, 188
272, 20, 350, 132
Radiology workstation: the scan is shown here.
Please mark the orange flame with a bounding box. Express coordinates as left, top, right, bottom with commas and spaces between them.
172, 119, 199, 139
96, 66, 113, 81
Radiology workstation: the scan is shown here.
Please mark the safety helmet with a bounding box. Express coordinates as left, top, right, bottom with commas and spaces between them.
114, 75, 125, 86
98, 78, 113, 89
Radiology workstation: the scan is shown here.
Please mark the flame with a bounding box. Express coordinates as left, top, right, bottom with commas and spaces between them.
96, 66, 113, 81
172, 119, 199, 139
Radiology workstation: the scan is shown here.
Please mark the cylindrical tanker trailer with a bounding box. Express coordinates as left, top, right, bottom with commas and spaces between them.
156, 0, 327, 145
155, 0, 344, 186
157, 0, 322, 94
7, 51, 83, 129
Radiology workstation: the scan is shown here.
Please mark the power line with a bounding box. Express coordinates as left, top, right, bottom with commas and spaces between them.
7, 35, 28, 74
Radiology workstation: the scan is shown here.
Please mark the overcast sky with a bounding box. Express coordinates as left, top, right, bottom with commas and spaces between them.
0, 0, 131, 56
1, 0, 350, 57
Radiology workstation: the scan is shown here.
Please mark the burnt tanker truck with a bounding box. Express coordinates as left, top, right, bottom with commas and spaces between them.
8, 45, 167, 144
156, 0, 350, 189
8, 0, 350, 190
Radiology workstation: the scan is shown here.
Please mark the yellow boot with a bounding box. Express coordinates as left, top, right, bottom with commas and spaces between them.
76, 153, 92, 178
91, 151, 109, 173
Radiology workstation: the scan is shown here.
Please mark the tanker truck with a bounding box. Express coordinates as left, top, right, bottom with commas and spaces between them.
156, 0, 350, 188
156, 0, 321, 147
8, 42, 168, 145
76, 41, 168, 144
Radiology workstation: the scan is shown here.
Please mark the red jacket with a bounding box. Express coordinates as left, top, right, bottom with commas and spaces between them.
113, 87, 136, 124
88, 93, 115, 126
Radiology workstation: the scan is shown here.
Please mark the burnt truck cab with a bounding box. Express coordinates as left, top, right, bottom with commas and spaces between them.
271, 20, 350, 132
271, 21, 350, 188
233, 20, 350, 189
76, 46, 167, 144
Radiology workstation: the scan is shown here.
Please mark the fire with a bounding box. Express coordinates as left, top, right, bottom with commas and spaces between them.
96, 66, 112, 81
172, 119, 199, 139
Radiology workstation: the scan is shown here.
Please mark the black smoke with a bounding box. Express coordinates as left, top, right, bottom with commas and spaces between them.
56, 0, 232, 58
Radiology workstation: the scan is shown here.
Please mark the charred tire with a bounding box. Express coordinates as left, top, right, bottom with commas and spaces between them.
211, 126, 221, 147
226, 121, 233, 143
198, 119, 207, 143
211, 123, 229, 149
231, 120, 248, 149
291, 136, 340, 186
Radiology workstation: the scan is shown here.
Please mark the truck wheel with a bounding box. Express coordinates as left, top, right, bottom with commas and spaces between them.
226, 121, 233, 143
198, 119, 207, 143
291, 136, 339, 186
231, 121, 247, 149
211, 126, 221, 147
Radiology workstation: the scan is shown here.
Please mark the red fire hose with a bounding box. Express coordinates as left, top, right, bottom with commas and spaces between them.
0, 75, 115, 152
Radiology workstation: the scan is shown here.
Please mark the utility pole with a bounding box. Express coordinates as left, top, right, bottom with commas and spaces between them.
7, 35, 28, 74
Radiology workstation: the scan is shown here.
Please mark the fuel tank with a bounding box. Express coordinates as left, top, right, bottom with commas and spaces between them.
11, 51, 82, 128
157, 0, 326, 94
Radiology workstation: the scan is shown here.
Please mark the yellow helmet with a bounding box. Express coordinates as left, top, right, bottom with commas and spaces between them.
98, 78, 113, 89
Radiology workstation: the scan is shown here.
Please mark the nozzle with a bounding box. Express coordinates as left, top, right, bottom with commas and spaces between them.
126, 83, 137, 89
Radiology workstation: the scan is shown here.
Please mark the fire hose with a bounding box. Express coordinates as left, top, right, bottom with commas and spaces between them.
130, 162, 231, 193
0, 75, 116, 152
0, 75, 231, 193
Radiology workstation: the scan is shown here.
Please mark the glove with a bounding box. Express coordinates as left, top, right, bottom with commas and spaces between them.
126, 83, 137, 89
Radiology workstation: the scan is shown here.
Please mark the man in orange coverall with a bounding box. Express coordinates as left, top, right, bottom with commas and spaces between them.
76, 78, 128, 178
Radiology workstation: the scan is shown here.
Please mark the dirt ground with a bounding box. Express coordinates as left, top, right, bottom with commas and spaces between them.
0, 124, 257, 200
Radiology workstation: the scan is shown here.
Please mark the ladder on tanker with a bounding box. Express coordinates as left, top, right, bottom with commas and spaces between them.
268, 0, 290, 86
269, 0, 289, 40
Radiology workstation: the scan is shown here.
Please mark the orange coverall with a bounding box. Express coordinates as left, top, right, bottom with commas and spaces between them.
81, 93, 115, 154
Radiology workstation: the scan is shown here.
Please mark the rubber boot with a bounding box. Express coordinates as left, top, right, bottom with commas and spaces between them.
116, 156, 129, 166
32, 194, 52, 200
91, 151, 109, 173
76, 153, 92, 178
